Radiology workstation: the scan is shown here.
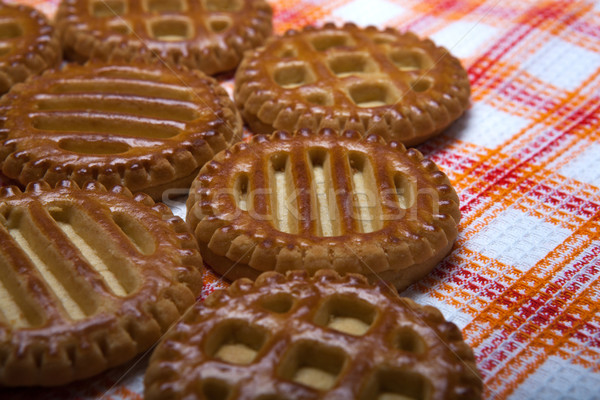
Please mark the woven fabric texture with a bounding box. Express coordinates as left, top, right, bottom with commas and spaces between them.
3, 0, 600, 399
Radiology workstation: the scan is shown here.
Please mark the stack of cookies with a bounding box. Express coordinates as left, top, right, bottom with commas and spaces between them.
0, 1, 481, 398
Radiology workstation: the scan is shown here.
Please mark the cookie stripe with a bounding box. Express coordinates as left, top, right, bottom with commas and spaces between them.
290, 144, 316, 235
5, 205, 86, 320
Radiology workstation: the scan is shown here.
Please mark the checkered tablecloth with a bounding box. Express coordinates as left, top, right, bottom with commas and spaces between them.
4, 0, 600, 399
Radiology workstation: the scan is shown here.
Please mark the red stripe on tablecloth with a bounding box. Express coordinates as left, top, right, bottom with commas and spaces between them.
469, 1, 574, 86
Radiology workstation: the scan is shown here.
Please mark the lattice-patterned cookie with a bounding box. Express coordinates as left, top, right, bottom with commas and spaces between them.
0, 180, 203, 386
0, 60, 242, 200
56, 0, 272, 76
235, 23, 470, 146
145, 270, 482, 399
187, 129, 460, 290
0, 1, 61, 94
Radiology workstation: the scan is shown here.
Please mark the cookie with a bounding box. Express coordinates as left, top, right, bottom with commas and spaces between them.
0, 180, 203, 386
235, 23, 470, 146
56, 0, 272, 76
187, 128, 460, 291
0, 1, 61, 94
0, 60, 242, 200
145, 270, 482, 399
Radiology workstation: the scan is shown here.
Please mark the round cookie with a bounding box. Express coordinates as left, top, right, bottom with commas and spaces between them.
0, 180, 203, 386
0, 1, 61, 94
186, 128, 461, 291
56, 0, 273, 76
0, 60, 242, 200
145, 270, 482, 399
235, 23, 470, 146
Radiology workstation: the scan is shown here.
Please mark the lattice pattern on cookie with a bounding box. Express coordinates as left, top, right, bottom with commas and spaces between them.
187, 129, 460, 288
145, 271, 482, 399
56, 0, 272, 75
268, 28, 435, 102
0, 181, 203, 386
0, 3, 61, 94
83, 0, 242, 38
235, 23, 470, 146
0, 61, 241, 199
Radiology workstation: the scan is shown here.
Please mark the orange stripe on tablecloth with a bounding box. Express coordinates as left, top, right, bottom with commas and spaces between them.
452, 72, 600, 232
419, 137, 507, 193
469, 3, 578, 93
414, 249, 522, 321
465, 215, 599, 345
466, 236, 597, 350
403, 0, 483, 39
463, 215, 600, 397
486, 72, 565, 119
485, 262, 600, 397
272, 0, 351, 34
411, 0, 481, 20
109, 386, 143, 400
556, 310, 600, 372
543, 3, 600, 53
493, 72, 600, 156
454, 120, 598, 228
469, 1, 591, 94
201, 266, 228, 299
456, 125, 594, 232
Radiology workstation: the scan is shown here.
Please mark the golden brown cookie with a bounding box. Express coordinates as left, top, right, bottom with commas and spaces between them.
56, 0, 273, 76
235, 23, 470, 146
187, 128, 460, 290
0, 60, 242, 200
0, 1, 61, 95
0, 180, 203, 386
145, 270, 482, 399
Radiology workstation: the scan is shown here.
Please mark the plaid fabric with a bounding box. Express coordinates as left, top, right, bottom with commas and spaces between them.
4, 0, 600, 399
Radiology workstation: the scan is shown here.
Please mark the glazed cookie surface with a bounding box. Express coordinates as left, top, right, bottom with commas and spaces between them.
145, 270, 482, 399
0, 181, 203, 386
0, 60, 242, 200
235, 23, 470, 146
56, 0, 272, 76
0, 1, 61, 94
187, 129, 460, 290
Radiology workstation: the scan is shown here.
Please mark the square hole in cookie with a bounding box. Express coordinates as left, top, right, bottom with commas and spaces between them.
207, 16, 232, 33
273, 62, 315, 89
327, 52, 378, 77
144, 0, 186, 12
278, 341, 347, 391
300, 88, 334, 106
313, 294, 377, 336
389, 49, 433, 71
348, 82, 399, 108
371, 33, 397, 45
198, 378, 231, 400
90, 0, 127, 17
259, 292, 294, 314
394, 326, 426, 354
0, 22, 22, 40
393, 172, 416, 209
360, 368, 431, 400
409, 77, 433, 93
205, 319, 268, 365
310, 32, 354, 52
203, 0, 242, 12
278, 45, 298, 58
148, 17, 192, 41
